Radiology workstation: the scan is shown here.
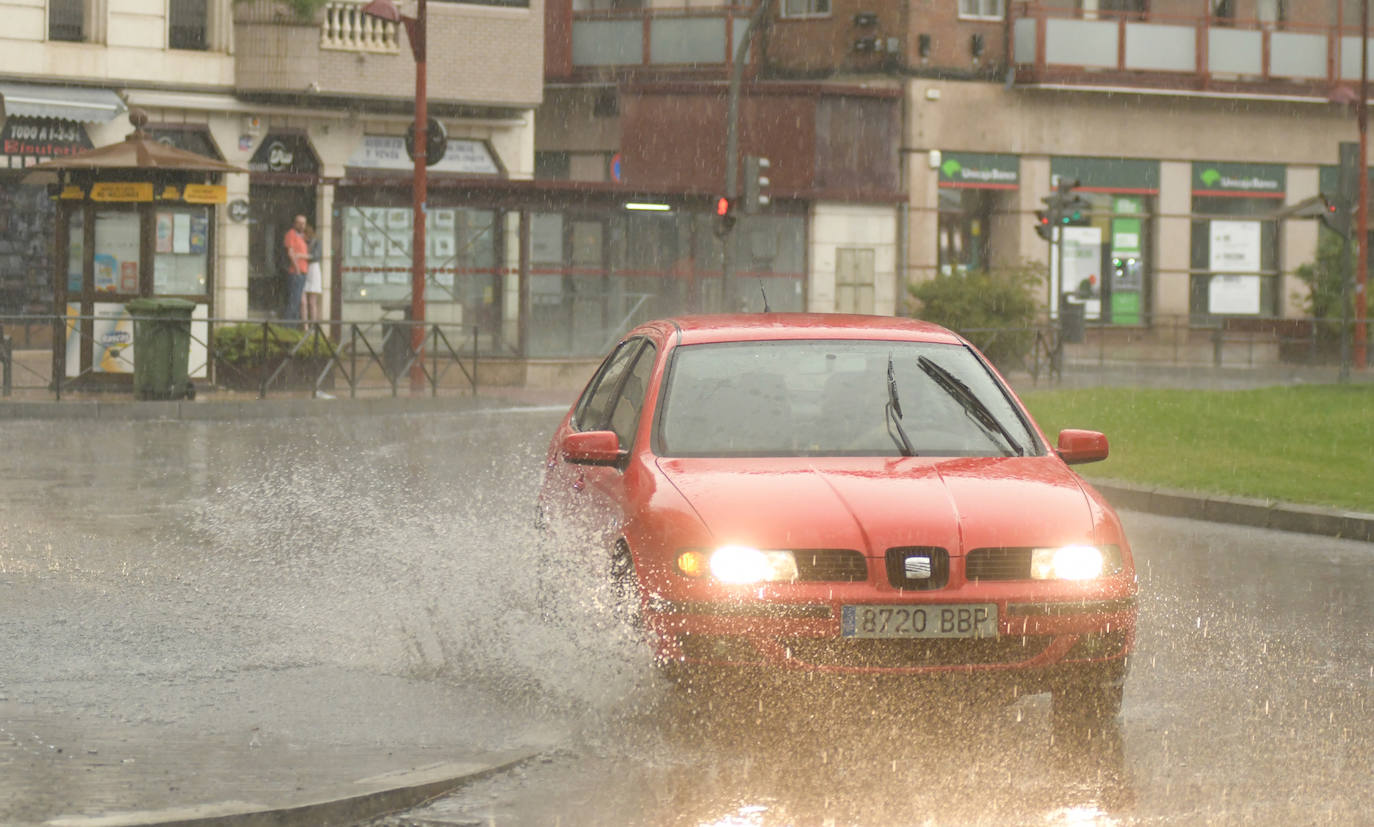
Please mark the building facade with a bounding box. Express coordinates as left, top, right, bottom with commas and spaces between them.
540, 0, 1369, 360
1, 0, 1367, 373
0, 0, 542, 368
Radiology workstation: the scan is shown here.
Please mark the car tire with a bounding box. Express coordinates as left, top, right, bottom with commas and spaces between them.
609, 541, 642, 628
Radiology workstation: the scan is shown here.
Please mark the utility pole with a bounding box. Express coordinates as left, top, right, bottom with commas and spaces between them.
1357, 0, 1369, 370
721, 0, 773, 309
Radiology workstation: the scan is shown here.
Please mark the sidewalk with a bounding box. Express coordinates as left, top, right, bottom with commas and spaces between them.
0, 698, 532, 827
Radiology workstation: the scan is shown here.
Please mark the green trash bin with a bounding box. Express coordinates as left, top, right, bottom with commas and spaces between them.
125, 297, 197, 400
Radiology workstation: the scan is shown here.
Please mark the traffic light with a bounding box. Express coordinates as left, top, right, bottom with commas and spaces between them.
1039, 177, 1092, 235
743, 155, 770, 213
714, 195, 737, 237
1321, 142, 1359, 238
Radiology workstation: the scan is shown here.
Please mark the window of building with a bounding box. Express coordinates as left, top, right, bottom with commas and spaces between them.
49, 0, 87, 41
1189, 197, 1280, 322
958, 0, 1003, 20
534, 152, 571, 181
781, 0, 830, 19
168, 0, 208, 50
938, 189, 995, 275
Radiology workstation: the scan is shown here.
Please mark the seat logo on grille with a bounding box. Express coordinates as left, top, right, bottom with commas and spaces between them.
903, 555, 932, 580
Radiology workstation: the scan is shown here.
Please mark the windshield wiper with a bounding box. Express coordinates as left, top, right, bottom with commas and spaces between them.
886, 355, 916, 457
917, 356, 1024, 457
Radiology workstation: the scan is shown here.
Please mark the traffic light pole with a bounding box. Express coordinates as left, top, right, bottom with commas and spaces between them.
722, 0, 772, 307
1357, 0, 1369, 370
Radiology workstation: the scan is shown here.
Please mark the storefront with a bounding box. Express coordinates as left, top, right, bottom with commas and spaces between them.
333, 180, 809, 359
247, 131, 321, 317
0, 84, 125, 322
936, 151, 1019, 276
1189, 161, 1284, 322
38, 112, 240, 385
1049, 157, 1158, 325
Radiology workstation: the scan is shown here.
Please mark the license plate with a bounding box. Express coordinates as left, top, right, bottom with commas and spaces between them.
841, 604, 998, 639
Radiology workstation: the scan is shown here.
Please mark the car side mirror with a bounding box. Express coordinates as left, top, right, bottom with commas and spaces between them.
562, 430, 625, 466
1057, 429, 1109, 465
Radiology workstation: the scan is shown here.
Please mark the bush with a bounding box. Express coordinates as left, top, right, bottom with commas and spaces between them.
908, 264, 1042, 366
212, 323, 332, 365
1293, 229, 1373, 345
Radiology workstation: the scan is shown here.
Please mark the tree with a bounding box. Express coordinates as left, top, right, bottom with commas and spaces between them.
1293, 229, 1373, 345
908, 264, 1042, 368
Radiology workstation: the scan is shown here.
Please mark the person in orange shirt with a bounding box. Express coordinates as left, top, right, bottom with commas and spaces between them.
282, 214, 309, 323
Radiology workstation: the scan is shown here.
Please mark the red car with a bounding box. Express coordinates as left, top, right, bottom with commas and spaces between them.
540, 313, 1136, 724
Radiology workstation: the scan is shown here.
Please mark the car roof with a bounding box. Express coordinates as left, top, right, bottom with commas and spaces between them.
639, 313, 967, 347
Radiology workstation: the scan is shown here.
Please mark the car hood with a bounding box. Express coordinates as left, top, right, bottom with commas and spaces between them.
655, 456, 1096, 554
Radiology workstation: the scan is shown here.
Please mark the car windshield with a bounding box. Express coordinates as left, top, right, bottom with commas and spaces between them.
655, 339, 1040, 458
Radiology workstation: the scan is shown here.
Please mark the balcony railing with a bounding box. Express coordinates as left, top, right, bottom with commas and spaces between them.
571, 5, 752, 70
1010, 2, 1374, 95
320, 0, 400, 53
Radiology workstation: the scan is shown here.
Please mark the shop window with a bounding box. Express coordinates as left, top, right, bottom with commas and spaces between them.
153, 207, 210, 295
1189, 197, 1279, 322
93, 209, 141, 295
1052, 192, 1153, 325
938, 189, 993, 275
958, 0, 1003, 20
169, 0, 208, 49
782, 0, 830, 19
836, 248, 876, 315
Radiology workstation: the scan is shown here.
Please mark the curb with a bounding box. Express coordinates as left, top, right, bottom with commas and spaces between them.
42, 751, 537, 827
1087, 479, 1374, 543
0, 395, 545, 421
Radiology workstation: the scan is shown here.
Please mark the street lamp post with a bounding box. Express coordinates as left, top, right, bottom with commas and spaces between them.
363, 0, 427, 393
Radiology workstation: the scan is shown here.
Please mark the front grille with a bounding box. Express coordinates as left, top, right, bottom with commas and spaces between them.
793, 549, 868, 582
885, 547, 950, 590
966, 547, 1033, 581
782, 635, 1052, 669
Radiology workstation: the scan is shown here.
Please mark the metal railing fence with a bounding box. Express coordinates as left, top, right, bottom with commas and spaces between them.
0, 314, 485, 400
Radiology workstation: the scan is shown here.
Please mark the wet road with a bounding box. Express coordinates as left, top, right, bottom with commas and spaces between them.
374, 510, 1374, 826
2, 409, 1371, 825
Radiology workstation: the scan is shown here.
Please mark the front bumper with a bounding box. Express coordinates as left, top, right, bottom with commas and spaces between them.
646, 594, 1136, 677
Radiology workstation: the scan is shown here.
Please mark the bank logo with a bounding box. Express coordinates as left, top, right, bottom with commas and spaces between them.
941, 159, 962, 178
1201, 168, 1222, 186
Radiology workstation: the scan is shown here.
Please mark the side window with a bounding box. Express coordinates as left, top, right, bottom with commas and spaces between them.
608, 343, 657, 448
573, 339, 643, 431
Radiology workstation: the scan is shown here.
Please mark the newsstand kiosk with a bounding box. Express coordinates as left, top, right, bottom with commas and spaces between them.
33, 108, 243, 397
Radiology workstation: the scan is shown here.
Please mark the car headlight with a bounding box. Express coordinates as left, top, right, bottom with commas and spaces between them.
676, 546, 799, 584
1030, 545, 1112, 580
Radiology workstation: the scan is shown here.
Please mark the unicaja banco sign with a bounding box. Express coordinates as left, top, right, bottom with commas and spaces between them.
1193, 163, 1285, 197
939, 152, 1019, 189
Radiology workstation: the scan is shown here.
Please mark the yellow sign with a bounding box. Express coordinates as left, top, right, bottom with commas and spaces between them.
182, 184, 227, 204
90, 182, 154, 202
159, 185, 181, 200
59, 185, 85, 200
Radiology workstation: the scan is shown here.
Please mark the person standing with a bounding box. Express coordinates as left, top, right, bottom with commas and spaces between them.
282, 214, 309, 323
303, 223, 323, 324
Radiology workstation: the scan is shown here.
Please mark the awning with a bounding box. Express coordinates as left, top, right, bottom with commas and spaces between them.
0, 83, 126, 124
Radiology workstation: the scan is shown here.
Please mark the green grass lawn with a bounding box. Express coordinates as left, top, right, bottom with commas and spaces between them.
1019, 384, 1374, 512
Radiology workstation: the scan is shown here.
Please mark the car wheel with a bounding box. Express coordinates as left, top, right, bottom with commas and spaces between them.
608, 542, 642, 627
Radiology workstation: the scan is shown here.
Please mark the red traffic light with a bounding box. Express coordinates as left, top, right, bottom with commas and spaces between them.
716, 196, 732, 217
